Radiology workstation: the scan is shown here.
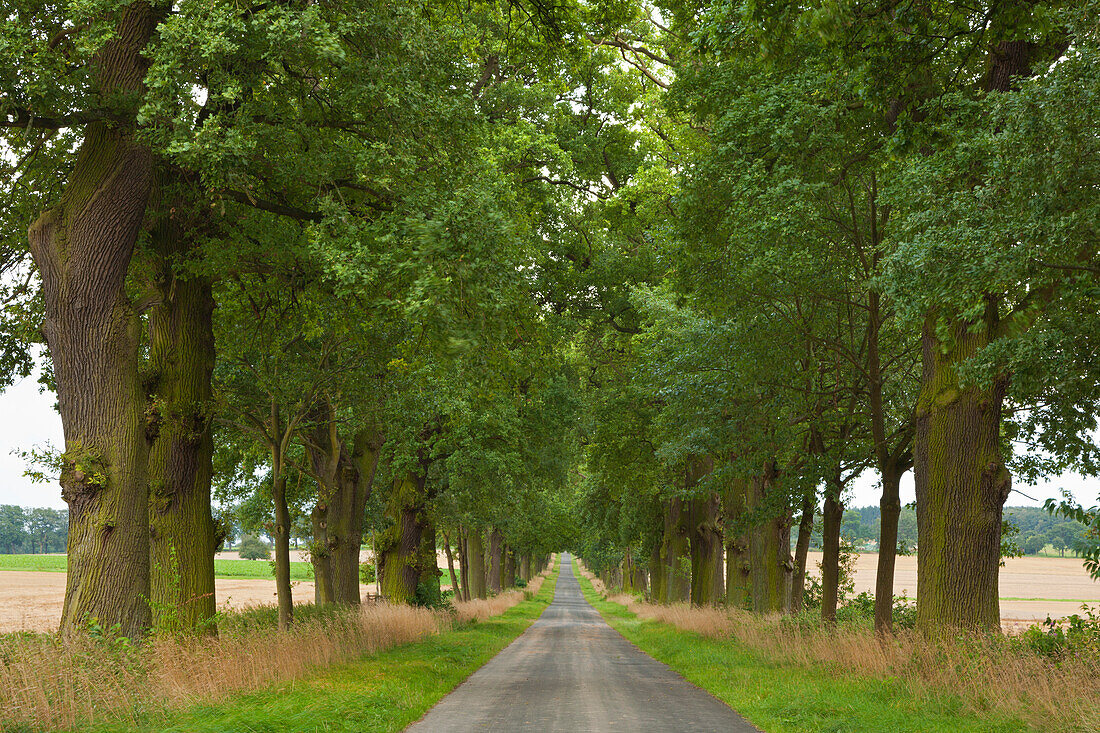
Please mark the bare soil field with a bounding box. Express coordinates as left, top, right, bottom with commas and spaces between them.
5, 552, 1093, 634
0, 549, 454, 633
807, 551, 1100, 623
0, 571, 319, 634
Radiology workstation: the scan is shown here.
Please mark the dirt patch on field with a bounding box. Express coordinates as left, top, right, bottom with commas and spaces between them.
0, 571, 319, 634
808, 551, 1100, 620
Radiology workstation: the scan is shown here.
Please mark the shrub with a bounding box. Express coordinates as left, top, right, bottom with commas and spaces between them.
1018, 606, 1100, 661
359, 561, 376, 584
238, 534, 270, 560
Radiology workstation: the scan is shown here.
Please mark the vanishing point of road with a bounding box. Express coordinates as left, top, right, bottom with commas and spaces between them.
407, 553, 759, 732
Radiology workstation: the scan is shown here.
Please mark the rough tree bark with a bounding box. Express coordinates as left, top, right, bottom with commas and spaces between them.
724, 478, 751, 609
521, 554, 533, 582
915, 314, 1010, 632
146, 180, 218, 634
660, 497, 690, 602
748, 462, 792, 613
378, 470, 434, 604
688, 495, 722, 606
502, 545, 516, 589
621, 547, 647, 594
466, 529, 487, 599
29, 2, 164, 638
913, 39, 1032, 634
307, 417, 383, 606
684, 457, 721, 606
487, 528, 504, 593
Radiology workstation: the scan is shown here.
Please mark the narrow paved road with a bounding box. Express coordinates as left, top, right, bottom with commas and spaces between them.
407, 553, 759, 732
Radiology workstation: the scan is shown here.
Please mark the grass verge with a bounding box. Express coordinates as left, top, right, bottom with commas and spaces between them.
0, 559, 558, 732
91, 563, 559, 733
574, 570, 1035, 733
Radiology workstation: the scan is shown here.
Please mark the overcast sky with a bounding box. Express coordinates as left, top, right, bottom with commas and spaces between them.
0, 365, 1095, 512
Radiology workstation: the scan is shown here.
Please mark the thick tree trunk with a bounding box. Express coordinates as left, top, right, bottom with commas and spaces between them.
821, 490, 843, 625
308, 426, 382, 606
338, 433, 382, 603
875, 463, 905, 633
379, 471, 431, 604
502, 545, 516, 589
311, 499, 335, 605
416, 519, 440, 607
688, 493, 723, 606
29, 2, 163, 640
790, 490, 815, 612
521, 554, 533, 582
660, 497, 690, 602
724, 478, 751, 609
748, 463, 792, 613
915, 317, 1009, 632
466, 529, 487, 599
487, 528, 504, 593
146, 198, 217, 634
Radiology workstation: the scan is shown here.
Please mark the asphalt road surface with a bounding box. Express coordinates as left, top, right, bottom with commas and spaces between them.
406, 553, 759, 732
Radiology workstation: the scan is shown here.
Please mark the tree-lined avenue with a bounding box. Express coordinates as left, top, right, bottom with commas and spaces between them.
407, 554, 757, 732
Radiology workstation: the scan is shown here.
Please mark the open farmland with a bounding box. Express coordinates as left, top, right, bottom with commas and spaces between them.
0, 571, 320, 633
3, 552, 1096, 634
804, 552, 1100, 624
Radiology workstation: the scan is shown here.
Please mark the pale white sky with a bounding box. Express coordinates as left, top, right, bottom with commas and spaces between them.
0, 366, 1095, 511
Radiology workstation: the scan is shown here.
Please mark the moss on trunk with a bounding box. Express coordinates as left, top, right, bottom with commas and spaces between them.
660, 497, 690, 603
378, 470, 435, 605
145, 188, 218, 634
747, 463, 792, 613
29, 3, 166, 639
689, 493, 723, 606
915, 318, 1009, 632
466, 529, 487, 599
724, 478, 752, 609
487, 528, 503, 593
502, 545, 516, 589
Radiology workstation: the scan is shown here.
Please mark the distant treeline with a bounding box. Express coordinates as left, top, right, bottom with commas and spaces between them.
0, 506, 68, 554
833, 505, 1089, 557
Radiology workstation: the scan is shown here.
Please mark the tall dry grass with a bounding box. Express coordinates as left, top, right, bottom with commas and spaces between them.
0, 556, 555, 732
453, 570, 548, 623
0, 602, 444, 731
610, 594, 1100, 732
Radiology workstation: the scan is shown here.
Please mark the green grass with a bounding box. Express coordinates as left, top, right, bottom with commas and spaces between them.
0, 554, 314, 580
211, 558, 314, 581
575, 572, 1031, 733
82, 561, 559, 733
1000, 597, 1100, 603
0, 554, 67, 572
